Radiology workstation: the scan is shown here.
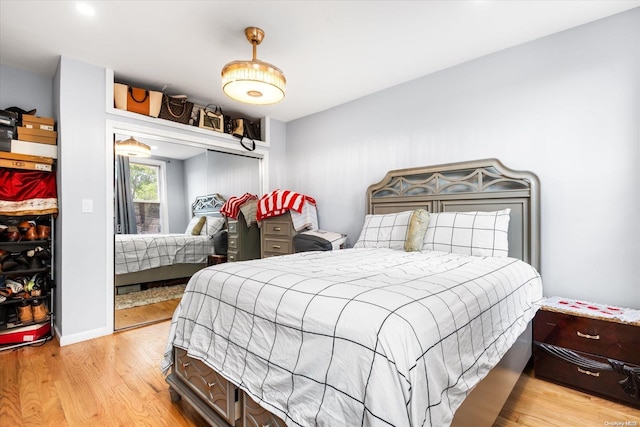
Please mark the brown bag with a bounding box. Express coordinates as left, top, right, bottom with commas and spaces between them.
158, 95, 194, 124
113, 83, 162, 117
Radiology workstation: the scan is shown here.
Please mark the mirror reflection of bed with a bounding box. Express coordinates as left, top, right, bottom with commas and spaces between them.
113, 136, 261, 330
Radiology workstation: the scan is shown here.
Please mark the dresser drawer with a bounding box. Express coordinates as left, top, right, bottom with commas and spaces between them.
243, 392, 287, 427
263, 220, 293, 238
227, 250, 238, 263
228, 236, 238, 250
534, 310, 640, 365
534, 343, 640, 408
174, 348, 240, 424
263, 238, 291, 256
227, 220, 238, 235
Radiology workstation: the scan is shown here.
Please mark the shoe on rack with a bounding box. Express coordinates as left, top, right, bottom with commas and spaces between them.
37, 225, 51, 240
17, 300, 33, 324
24, 226, 38, 241
31, 299, 48, 323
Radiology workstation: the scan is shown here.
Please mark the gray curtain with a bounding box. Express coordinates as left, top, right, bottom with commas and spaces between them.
115, 155, 137, 234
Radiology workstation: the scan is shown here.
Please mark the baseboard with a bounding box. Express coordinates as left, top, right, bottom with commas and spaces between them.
57, 325, 112, 346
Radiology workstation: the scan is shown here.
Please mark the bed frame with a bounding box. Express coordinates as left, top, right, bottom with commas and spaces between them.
366, 158, 540, 426
166, 159, 541, 427
115, 193, 225, 288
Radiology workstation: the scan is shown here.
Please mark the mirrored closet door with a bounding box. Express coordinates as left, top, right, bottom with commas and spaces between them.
110, 124, 263, 331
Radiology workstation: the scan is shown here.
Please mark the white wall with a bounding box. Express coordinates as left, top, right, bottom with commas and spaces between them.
285, 9, 640, 309
56, 56, 111, 343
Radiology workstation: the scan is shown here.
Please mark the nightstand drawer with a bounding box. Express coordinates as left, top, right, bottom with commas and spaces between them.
228, 236, 238, 250
227, 220, 238, 234
534, 310, 640, 365
263, 221, 292, 238
263, 238, 291, 255
534, 343, 640, 408
227, 250, 238, 262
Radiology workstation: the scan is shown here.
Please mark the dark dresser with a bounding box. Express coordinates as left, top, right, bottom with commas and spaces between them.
533, 303, 640, 408
226, 212, 260, 262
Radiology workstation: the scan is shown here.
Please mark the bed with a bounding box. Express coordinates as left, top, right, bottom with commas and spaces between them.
161, 159, 542, 427
114, 193, 225, 288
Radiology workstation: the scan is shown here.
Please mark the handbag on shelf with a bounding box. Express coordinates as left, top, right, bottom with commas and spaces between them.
113, 83, 162, 117
232, 118, 261, 151
158, 94, 194, 125
198, 105, 224, 132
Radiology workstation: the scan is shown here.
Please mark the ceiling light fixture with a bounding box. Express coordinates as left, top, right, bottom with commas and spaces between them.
221, 27, 286, 105
115, 137, 151, 158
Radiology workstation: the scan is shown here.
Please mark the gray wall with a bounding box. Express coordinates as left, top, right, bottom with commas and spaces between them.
0, 64, 53, 117
206, 150, 261, 199
285, 9, 640, 309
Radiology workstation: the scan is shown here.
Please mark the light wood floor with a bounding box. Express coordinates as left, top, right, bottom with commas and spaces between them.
1, 320, 638, 427
114, 298, 181, 330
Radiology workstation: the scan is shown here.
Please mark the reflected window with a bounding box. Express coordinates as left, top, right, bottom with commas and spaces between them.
130, 158, 168, 234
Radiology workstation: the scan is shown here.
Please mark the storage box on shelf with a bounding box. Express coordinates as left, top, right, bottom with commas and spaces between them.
0, 151, 54, 172
0, 213, 55, 349
533, 297, 640, 408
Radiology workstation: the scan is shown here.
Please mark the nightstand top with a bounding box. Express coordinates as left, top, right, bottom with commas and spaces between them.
540, 296, 640, 326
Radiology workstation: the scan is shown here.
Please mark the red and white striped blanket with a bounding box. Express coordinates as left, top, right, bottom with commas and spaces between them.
220, 193, 258, 219
256, 189, 316, 221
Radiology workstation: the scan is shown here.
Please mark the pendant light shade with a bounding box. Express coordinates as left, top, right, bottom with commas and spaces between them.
221, 27, 286, 105
115, 137, 151, 158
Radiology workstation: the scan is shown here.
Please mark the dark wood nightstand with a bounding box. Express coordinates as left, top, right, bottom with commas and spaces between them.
207, 254, 227, 266
533, 299, 640, 408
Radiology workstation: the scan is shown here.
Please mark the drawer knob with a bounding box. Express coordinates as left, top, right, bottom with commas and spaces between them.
577, 367, 600, 377
576, 331, 600, 340
272, 244, 281, 249
273, 227, 281, 231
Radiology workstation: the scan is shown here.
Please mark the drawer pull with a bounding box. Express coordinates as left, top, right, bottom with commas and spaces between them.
576, 331, 600, 340
207, 381, 216, 388
577, 367, 600, 377
181, 362, 190, 368
273, 227, 281, 232
272, 244, 281, 249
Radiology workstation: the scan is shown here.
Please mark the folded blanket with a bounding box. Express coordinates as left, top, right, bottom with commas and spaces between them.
220, 193, 258, 219
257, 189, 316, 222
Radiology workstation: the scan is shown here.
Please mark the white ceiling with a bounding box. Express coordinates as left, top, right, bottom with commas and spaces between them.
1, 1, 639, 123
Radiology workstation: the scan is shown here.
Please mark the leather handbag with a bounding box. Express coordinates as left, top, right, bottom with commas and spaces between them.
232, 118, 261, 151
198, 105, 224, 132
113, 83, 162, 117
158, 94, 194, 125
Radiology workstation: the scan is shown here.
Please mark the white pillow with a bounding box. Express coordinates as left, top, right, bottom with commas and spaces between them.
203, 216, 225, 237
422, 209, 511, 257
353, 210, 414, 250
185, 216, 206, 235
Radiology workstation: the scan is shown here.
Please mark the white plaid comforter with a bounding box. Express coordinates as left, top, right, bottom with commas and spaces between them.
162, 248, 543, 427
115, 234, 214, 275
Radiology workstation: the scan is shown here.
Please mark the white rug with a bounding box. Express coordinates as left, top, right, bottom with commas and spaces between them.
115, 284, 186, 310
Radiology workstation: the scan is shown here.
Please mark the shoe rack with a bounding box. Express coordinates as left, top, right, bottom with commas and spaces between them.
0, 214, 55, 350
